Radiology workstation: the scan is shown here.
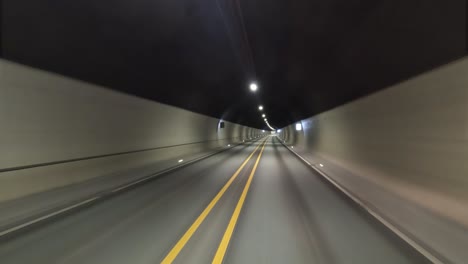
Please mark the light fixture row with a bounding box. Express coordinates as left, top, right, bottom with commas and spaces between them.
263, 113, 274, 131
249, 82, 275, 131
259, 104, 274, 130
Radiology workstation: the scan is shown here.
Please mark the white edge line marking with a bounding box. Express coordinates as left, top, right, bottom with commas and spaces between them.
0, 139, 262, 238
0, 196, 100, 237
110, 146, 237, 194
114, 138, 262, 193
282, 143, 444, 264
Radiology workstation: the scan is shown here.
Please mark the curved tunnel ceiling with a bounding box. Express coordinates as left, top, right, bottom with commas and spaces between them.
1, 0, 466, 129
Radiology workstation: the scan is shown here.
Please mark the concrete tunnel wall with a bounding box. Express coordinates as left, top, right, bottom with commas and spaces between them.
278, 57, 468, 227
0, 59, 264, 202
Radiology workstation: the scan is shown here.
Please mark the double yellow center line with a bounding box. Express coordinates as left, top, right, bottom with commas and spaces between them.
161, 138, 268, 264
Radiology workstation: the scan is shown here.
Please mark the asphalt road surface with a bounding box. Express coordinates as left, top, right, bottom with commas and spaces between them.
0, 136, 430, 264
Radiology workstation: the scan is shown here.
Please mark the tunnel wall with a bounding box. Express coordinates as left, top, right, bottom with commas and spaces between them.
278, 57, 468, 226
0, 59, 263, 202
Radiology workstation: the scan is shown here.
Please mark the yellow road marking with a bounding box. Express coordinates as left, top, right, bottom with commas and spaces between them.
161, 139, 266, 264
212, 139, 267, 264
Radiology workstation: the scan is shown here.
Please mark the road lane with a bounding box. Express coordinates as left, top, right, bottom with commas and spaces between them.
212, 139, 267, 263
0, 139, 263, 264
0, 136, 431, 264
224, 136, 431, 264
163, 139, 267, 264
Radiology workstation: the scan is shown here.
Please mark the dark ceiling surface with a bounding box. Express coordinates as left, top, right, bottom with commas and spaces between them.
1, 0, 466, 129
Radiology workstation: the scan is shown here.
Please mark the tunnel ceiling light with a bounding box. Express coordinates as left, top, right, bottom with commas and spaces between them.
319, 163, 324, 167
262, 114, 266, 118
249, 83, 258, 92
178, 159, 184, 163
277, 129, 282, 133
258, 105, 263, 111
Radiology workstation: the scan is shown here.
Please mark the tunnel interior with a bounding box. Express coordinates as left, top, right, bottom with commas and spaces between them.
0, 1, 467, 264
2, 0, 466, 128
